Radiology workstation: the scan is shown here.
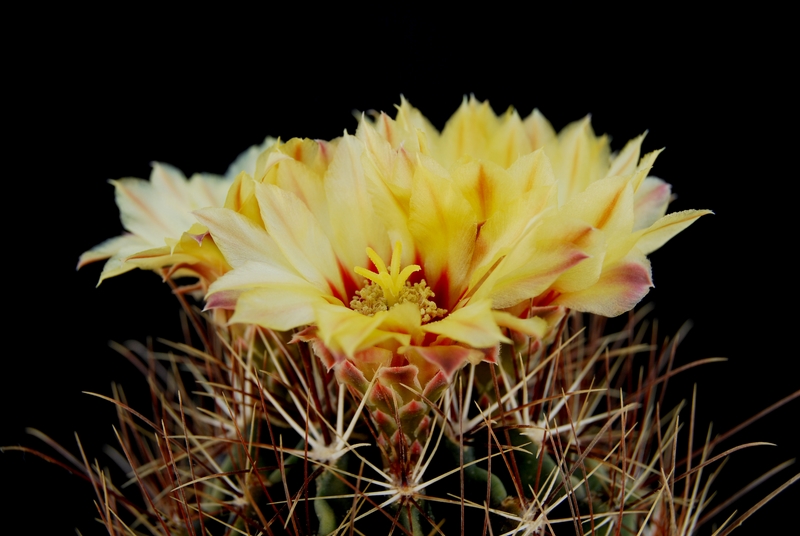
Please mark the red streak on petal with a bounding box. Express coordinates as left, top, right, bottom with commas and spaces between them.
430, 269, 452, 310
334, 259, 361, 304
381, 113, 393, 146
533, 289, 561, 307
316, 140, 329, 163
640, 183, 670, 206
610, 261, 654, 295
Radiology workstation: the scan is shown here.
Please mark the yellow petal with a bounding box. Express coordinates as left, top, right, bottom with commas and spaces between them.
223, 171, 263, 226
314, 303, 411, 358
364, 109, 421, 153
606, 132, 646, 179
630, 149, 663, 192
206, 261, 317, 307
472, 214, 595, 308
451, 159, 515, 223
230, 286, 328, 331
555, 249, 653, 317
633, 177, 672, 231
194, 207, 294, 272
252, 142, 293, 182
77, 234, 149, 270
395, 96, 440, 154
438, 96, 499, 168
408, 156, 477, 309
506, 148, 556, 194
260, 150, 330, 230
111, 174, 188, 245
546, 116, 611, 204
492, 311, 548, 339
560, 174, 634, 239
358, 119, 417, 266
635, 209, 713, 255
224, 136, 277, 180
78, 234, 153, 285
324, 133, 389, 272
255, 182, 345, 299
468, 182, 558, 291
486, 108, 533, 168
522, 108, 556, 150
375, 301, 424, 345
423, 299, 511, 348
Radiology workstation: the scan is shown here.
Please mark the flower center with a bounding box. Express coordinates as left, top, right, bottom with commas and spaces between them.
352, 242, 447, 322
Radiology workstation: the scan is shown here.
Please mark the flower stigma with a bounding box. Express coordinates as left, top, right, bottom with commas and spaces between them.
351, 242, 447, 322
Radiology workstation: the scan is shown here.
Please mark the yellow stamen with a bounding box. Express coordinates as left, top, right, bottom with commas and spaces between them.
354, 242, 420, 307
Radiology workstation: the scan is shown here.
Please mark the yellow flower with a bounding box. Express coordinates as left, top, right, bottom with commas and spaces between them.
78, 137, 275, 288
200, 98, 709, 391
370, 96, 710, 316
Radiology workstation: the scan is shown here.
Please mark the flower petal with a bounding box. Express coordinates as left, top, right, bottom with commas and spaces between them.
486, 109, 533, 168
358, 121, 416, 265
225, 136, 277, 180
506, 148, 556, 194
423, 299, 511, 347
606, 132, 646, 179
207, 260, 310, 295
522, 108, 556, 150
324, 133, 390, 272
255, 182, 345, 298
633, 176, 671, 231
546, 116, 610, 204
438, 96, 499, 167
229, 286, 328, 331
492, 311, 548, 339
408, 156, 477, 308
560, 174, 634, 239
78, 234, 153, 285
314, 303, 411, 358
473, 214, 596, 308
635, 209, 712, 255
77, 233, 149, 270
194, 207, 293, 271
451, 159, 515, 223
555, 249, 653, 317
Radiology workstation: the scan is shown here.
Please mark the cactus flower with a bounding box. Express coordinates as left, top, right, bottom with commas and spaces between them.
197, 98, 708, 480
78, 137, 275, 288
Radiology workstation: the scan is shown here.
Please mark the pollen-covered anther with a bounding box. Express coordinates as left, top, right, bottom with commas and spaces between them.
350, 282, 388, 316
398, 279, 447, 322
353, 241, 448, 321
350, 279, 447, 323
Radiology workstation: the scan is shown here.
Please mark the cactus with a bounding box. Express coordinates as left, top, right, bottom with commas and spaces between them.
6, 98, 797, 535
10, 302, 793, 535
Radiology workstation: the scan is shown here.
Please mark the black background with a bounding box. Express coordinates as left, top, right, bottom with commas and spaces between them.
3, 12, 797, 534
